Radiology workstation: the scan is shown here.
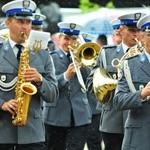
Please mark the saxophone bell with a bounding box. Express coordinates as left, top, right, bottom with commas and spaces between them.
20, 82, 37, 95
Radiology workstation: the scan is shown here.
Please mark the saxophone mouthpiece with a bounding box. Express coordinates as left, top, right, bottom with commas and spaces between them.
134, 38, 138, 42
21, 32, 25, 36
21, 32, 28, 41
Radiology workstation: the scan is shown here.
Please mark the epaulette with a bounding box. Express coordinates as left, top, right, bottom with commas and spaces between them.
102, 45, 117, 52
49, 50, 57, 55
102, 45, 117, 49
0, 43, 3, 48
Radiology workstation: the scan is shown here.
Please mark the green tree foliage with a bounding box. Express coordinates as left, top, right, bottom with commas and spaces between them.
79, 0, 115, 13
106, 1, 115, 8
79, 0, 100, 13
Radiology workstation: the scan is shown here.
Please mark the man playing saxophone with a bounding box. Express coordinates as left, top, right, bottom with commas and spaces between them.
0, 0, 58, 150
86, 13, 145, 150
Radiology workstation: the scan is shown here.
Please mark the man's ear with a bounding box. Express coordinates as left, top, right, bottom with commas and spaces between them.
5, 19, 10, 28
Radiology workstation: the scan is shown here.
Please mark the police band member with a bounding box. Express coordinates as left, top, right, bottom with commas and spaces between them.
81, 32, 103, 150
110, 18, 122, 45
0, 36, 5, 47
32, 13, 46, 31
0, 0, 59, 149
114, 14, 150, 150
43, 22, 92, 150
31, 13, 55, 52
86, 12, 145, 150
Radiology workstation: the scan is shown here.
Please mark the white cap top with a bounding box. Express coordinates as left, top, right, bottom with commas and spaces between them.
58, 22, 83, 37
80, 32, 94, 42
110, 19, 121, 30
118, 13, 146, 28
137, 14, 150, 31
32, 13, 46, 29
2, 0, 36, 20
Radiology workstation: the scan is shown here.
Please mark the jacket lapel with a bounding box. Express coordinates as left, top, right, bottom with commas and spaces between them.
58, 49, 70, 66
139, 52, 150, 77
29, 50, 36, 64
116, 44, 124, 59
3, 40, 18, 69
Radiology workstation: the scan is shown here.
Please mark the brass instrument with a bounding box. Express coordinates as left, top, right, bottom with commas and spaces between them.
134, 37, 144, 53
92, 46, 118, 104
93, 67, 117, 104
112, 38, 143, 80
93, 38, 144, 104
68, 35, 100, 93
72, 35, 100, 67
12, 32, 37, 126
68, 46, 87, 93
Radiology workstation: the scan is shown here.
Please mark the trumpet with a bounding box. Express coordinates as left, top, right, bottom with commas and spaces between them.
111, 38, 143, 80
134, 37, 144, 52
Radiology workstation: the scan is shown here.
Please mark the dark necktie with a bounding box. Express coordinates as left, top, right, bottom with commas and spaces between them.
126, 48, 130, 52
67, 52, 71, 62
16, 44, 23, 61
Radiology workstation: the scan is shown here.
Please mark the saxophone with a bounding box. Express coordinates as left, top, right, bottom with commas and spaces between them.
12, 32, 37, 126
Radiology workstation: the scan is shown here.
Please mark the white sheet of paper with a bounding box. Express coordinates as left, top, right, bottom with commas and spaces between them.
28, 30, 50, 50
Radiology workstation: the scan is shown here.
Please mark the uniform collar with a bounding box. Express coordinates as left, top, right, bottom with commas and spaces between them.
60, 46, 68, 55
8, 38, 25, 48
121, 42, 138, 53
144, 50, 150, 63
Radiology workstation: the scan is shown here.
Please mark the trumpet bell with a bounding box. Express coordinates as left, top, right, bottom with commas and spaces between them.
93, 67, 117, 104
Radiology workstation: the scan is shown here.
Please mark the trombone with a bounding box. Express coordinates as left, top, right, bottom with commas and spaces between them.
69, 48, 87, 93
68, 35, 100, 93
75, 34, 100, 67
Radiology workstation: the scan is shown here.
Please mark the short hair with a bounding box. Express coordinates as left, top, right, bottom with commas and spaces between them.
97, 34, 108, 45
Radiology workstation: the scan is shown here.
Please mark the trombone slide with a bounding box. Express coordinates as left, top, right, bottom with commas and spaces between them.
69, 49, 87, 93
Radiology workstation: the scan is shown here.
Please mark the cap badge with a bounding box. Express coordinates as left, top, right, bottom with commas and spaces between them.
23, 0, 30, 9
70, 23, 76, 32
134, 13, 141, 21
35, 15, 40, 20
82, 33, 88, 39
